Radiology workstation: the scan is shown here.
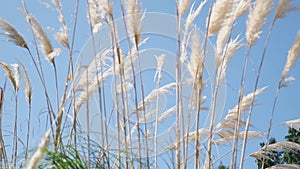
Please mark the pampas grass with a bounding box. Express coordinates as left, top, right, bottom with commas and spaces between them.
0, 0, 299, 169
246, 0, 273, 46
25, 130, 50, 169
266, 164, 300, 169
280, 30, 300, 84
282, 119, 300, 131
207, 0, 232, 36
0, 18, 28, 50
25, 13, 61, 63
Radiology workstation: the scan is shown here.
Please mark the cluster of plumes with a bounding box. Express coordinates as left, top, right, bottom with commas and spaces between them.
215, 0, 250, 58
166, 87, 266, 149
246, 0, 273, 46
212, 0, 250, 85
280, 30, 300, 87
25, 130, 51, 169
181, 0, 206, 64
73, 50, 112, 112
250, 141, 300, 160
0, 62, 19, 92
87, 0, 112, 33
0, 62, 32, 103
213, 87, 267, 145
0, 18, 28, 49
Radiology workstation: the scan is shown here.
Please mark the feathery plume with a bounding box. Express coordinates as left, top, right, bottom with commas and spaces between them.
154, 54, 166, 83
233, 0, 251, 19
26, 14, 61, 63
87, 0, 112, 33
11, 64, 20, 92
126, 0, 143, 45
217, 36, 242, 83
275, 0, 294, 19
280, 30, 300, 85
74, 71, 111, 112
251, 141, 300, 159
225, 87, 267, 121
266, 164, 300, 169
246, 0, 273, 46
185, 1, 206, 31
207, 0, 233, 36
178, 0, 192, 16
282, 118, 300, 131
18, 61, 32, 104
0, 18, 28, 49
188, 31, 204, 81
87, 0, 102, 33
25, 130, 50, 169
136, 83, 176, 111
0, 62, 18, 92
50, 0, 69, 48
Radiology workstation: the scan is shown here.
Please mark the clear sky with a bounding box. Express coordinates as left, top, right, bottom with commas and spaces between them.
0, 0, 299, 168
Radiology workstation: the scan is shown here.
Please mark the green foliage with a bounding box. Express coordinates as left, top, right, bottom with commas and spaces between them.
39, 147, 86, 169
218, 162, 229, 169
283, 128, 300, 164
256, 128, 300, 168
256, 138, 283, 168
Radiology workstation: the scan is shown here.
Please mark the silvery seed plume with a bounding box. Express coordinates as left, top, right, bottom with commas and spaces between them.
26, 13, 61, 63
50, 0, 69, 48
246, 0, 273, 46
207, 0, 233, 36
136, 82, 176, 111
261, 141, 300, 152
0, 62, 19, 92
281, 30, 300, 84
25, 130, 50, 169
282, 118, 300, 131
266, 164, 300, 169
126, 0, 143, 45
18, 61, 32, 104
275, 0, 294, 19
178, 0, 192, 16
0, 18, 28, 49
251, 141, 300, 160
225, 86, 267, 121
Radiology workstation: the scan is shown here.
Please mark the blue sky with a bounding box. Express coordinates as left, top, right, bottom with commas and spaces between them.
0, 0, 300, 168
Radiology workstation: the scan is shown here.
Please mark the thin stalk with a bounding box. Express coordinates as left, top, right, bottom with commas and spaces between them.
25, 100, 32, 160
230, 45, 251, 169
261, 83, 280, 169
52, 60, 62, 152
203, 0, 216, 168
109, 13, 130, 169
0, 82, 8, 168
175, 3, 183, 168
106, 16, 122, 168
154, 73, 162, 169
194, 64, 204, 169
135, 44, 148, 169
239, 20, 276, 169
118, 0, 135, 166
12, 92, 18, 168
85, 3, 111, 167
22, 1, 55, 139
86, 68, 91, 169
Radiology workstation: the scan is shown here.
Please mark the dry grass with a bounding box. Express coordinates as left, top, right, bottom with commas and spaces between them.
0, 0, 299, 169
